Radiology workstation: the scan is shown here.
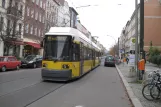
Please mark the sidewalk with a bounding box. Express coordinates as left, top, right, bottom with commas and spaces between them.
117, 63, 161, 107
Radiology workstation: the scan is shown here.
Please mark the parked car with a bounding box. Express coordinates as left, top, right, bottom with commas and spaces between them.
0, 56, 21, 72
104, 55, 115, 67
21, 55, 43, 68
115, 57, 121, 65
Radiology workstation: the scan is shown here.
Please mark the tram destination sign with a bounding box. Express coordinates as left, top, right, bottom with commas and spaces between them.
47, 36, 67, 41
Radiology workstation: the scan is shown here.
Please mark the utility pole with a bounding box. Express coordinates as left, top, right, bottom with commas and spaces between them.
118, 38, 120, 56
135, 0, 139, 79
140, 0, 144, 59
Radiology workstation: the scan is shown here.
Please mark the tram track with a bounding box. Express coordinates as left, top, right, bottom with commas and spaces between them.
0, 78, 42, 97
0, 68, 41, 84
0, 80, 66, 107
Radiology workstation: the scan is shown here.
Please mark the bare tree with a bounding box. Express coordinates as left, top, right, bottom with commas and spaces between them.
61, 13, 70, 27
0, 2, 27, 56
45, 6, 58, 33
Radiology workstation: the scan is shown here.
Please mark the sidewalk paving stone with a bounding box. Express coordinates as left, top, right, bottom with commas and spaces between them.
117, 63, 161, 107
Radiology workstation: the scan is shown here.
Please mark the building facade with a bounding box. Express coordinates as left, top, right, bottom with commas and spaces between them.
0, 0, 26, 57
120, 0, 161, 56
57, 0, 70, 27
144, 0, 161, 51
69, 7, 78, 28
23, 0, 46, 57
119, 4, 140, 57
45, 0, 59, 32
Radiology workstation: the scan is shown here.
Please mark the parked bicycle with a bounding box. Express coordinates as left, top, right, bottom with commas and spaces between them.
142, 70, 161, 101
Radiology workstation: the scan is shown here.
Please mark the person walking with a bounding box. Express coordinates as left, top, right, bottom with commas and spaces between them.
126, 56, 129, 64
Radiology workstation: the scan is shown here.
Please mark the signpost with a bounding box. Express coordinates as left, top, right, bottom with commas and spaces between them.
128, 37, 136, 78
130, 38, 135, 50
128, 54, 135, 67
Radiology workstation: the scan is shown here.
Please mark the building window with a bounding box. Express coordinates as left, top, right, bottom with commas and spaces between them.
19, 5, 23, 16
43, 3, 45, 9
39, 29, 40, 37
0, 17, 4, 31
27, 7, 30, 16
15, 2, 18, 7
31, 9, 34, 18
36, 0, 39, 5
47, 12, 48, 19
25, 24, 29, 33
7, 19, 10, 29
48, 1, 50, 7
18, 23, 22, 35
35, 27, 37, 35
42, 16, 44, 23
42, 31, 43, 37
35, 12, 38, 20
40, 0, 42, 8
9, 0, 12, 7
2, 0, 5, 8
39, 13, 41, 22
30, 25, 33, 34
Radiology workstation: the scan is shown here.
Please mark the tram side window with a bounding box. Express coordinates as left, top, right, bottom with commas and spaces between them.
84, 47, 91, 60
84, 47, 87, 60
72, 43, 80, 61
89, 49, 92, 60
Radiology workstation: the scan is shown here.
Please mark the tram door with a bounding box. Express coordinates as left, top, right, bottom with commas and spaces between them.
80, 42, 84, 75
92, 49, 95, 68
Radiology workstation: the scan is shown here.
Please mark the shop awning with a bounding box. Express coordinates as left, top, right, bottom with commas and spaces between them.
25, 42, 41, 49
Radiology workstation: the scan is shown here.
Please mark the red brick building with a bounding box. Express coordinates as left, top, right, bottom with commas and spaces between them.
144, 0, 161, 51
23, 0, 46, 56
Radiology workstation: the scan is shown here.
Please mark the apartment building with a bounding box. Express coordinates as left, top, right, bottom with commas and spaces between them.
144, 0, 161, 51
0, 0, 26, 57
23, 0, 46, 56
120, 0, 161, 56
45, 0, 59, 32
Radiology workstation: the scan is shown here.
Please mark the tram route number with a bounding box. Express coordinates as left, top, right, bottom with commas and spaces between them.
47, 36, 66, 41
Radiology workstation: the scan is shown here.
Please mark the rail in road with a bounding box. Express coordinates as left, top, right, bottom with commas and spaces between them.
0, 62, 132, 107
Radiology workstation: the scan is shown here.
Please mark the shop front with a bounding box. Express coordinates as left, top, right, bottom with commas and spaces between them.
23, 42, 41, 57
3, 40, 24, 58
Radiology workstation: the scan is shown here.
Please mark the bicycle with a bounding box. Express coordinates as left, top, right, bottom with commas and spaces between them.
142, 70, 161, 101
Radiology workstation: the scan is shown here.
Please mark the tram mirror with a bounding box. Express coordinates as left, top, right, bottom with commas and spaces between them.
72, 37, 75, 41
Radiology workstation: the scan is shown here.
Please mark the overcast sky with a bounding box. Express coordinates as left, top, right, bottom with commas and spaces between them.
66, 0, 137, 50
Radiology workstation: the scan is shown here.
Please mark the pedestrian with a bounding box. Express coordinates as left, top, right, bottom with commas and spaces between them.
123, 57, 126, 66
126, 57, 129, 64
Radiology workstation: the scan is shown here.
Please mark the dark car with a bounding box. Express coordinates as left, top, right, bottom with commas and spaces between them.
104, 55, 115, 67
21, 55, 43, 68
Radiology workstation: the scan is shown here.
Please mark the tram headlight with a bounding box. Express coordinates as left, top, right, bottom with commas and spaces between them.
62, 64, 69, 69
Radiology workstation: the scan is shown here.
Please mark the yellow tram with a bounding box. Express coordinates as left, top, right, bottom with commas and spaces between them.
41, 27, 102, 81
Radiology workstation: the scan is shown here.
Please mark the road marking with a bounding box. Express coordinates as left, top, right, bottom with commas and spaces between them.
75, 105, 84, 107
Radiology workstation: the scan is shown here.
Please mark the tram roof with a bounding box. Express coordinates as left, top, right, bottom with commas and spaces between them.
46, 27, 101, 51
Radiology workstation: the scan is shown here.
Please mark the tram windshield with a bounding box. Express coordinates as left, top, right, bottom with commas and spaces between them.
43, 35, 72, 61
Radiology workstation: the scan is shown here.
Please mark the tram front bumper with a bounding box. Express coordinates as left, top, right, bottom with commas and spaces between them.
41, 68, 72, 81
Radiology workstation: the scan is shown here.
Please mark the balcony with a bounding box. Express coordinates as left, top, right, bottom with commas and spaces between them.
7, 6, 22, 19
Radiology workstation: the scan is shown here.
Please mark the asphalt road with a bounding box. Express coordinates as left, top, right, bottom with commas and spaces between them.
0, 61, 132, 107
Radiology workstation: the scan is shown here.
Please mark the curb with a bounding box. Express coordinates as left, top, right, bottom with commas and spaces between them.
115, 65, 143, 107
